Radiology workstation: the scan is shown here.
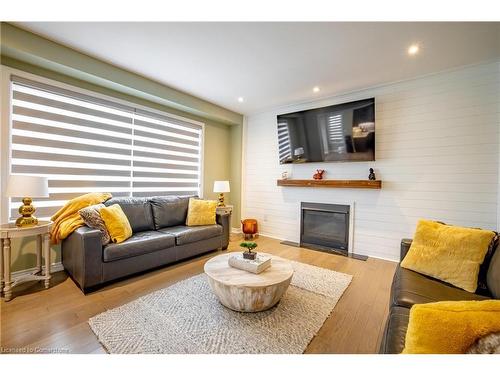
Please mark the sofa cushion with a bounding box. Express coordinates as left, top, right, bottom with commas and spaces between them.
487, 244, 500, 298
402, 300, 500, 354
400, 219, 495, 293
78, 203, 111, 245
390, 266, 488, 309
150, 196, 193, 229
185, 198, 217, 226
379, 306, 410, 354
103, 230, 175, 262
159, 224, 222, 246
100, 204, 133, 244
104, 197, 154, 233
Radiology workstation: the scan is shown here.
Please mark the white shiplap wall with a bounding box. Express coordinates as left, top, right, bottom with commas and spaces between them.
242, 62, 500, 261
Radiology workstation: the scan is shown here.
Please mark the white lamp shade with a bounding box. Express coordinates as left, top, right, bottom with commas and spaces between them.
294, 147, 304, 156
213, 180, 230, 193
5, 175, 49, 198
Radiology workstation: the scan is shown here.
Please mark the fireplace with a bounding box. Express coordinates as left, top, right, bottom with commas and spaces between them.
300, 202, 350, 256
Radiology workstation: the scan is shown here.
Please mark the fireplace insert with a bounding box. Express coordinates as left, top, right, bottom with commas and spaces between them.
300, 202, 350, 256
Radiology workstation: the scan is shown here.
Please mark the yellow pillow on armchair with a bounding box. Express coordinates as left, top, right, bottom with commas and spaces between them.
99, 204, 133, 243
403, 300, 500, 354
186, 198, 217, 226
401, 219, 495, 292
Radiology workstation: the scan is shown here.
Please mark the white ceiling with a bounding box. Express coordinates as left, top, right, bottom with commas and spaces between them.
15, 22, 500, 115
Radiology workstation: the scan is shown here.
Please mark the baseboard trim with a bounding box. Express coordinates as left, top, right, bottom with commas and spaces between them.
11, 262, 64, 278
366, 254, 399, 263
231, 227, 242, 234
257, 231, 287, 242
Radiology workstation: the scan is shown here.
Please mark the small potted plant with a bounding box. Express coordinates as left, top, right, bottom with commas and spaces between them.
240, 241, 258, 260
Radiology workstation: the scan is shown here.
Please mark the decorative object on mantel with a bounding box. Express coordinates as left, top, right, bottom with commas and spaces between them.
228, 252, 272, 274
240, 241, 258, 260
312, 169, 325, 180
368, 168, 376, 181
213, 180, 230, 207
281, 171, 290, 180
241, 219, 258, 240
277, 179, 382, 189
6, 175, 49, 227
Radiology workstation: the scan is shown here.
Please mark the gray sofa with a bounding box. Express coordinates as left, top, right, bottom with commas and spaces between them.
62, 196, 230, 292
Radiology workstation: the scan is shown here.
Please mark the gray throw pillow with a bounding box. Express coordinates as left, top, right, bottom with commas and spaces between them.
466, 332, 500, 354
79, 203, 111, 245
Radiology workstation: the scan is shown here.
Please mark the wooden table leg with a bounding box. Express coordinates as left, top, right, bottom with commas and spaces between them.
3, 237, 12, 301
43, 233, 51, 289
36, 234, 42, 274
0, 238, 4, 293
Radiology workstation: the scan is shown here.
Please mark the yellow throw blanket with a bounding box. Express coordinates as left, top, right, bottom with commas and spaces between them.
50, 192, 112, 244
402, 300, 500, 353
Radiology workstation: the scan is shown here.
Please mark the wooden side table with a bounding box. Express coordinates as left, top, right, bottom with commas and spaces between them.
0, 221, 52, 302
216, 205, 234, 245
216, 205, 233, 216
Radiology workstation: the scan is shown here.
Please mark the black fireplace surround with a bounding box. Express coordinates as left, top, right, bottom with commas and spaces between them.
300, 202, 350, 256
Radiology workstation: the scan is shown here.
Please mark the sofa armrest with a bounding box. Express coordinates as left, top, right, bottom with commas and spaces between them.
400, 239, 413, 262
61, 226, 103, 291
216, 212, 231, 250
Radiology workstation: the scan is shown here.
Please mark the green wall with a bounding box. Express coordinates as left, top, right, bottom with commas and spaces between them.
1, 23, 242, 272
230, 123, 243, 229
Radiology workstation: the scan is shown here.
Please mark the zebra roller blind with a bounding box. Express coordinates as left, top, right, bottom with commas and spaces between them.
277, 120, 292, 163
9, 76, 203, 220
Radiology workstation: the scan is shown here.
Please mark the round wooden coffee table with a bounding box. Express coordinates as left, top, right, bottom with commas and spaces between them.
204, 253, 294, 312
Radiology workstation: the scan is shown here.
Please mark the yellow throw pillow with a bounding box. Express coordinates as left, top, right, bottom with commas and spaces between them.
401, 220, 495, 292
99, 204, 133, 244
186, 198, 217, 226
403, 300, 500, 354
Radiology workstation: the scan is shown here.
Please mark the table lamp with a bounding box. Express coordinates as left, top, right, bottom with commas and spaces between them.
294, 147, 305, 162
213, 180, 230, 207
5, 175, 49, 227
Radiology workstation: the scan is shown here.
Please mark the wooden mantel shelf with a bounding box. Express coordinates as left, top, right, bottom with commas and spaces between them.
277, 179, 382, 189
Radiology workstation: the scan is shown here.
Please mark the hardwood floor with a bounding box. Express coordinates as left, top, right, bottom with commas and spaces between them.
0, 235, 397, 354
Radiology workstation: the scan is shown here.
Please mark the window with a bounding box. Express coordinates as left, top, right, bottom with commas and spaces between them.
326, 113, 345, 153
9, 76, 203, 220
277, 120, 292, 163
327, 113, 343, 143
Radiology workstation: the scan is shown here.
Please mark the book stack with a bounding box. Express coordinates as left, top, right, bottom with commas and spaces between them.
228, 253, 272, 274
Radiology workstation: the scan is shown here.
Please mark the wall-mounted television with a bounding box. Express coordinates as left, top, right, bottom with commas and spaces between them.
277, 98, 375, 164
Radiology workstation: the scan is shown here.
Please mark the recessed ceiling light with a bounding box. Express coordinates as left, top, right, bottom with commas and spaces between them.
408, 44, 419, 56
237, 97, 244, 103
313, 86, 320, 93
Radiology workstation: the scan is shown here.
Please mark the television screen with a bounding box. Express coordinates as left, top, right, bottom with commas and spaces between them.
277, 98, 375, 164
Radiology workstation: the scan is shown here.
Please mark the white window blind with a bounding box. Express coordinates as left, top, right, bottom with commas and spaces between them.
327, 113, 343, 143
327, 113, 345, 152
277, 120, 292, 163
9, 76, 202, 220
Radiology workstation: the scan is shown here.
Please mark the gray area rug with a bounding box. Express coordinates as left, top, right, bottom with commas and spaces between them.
88, 259, 352, 354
